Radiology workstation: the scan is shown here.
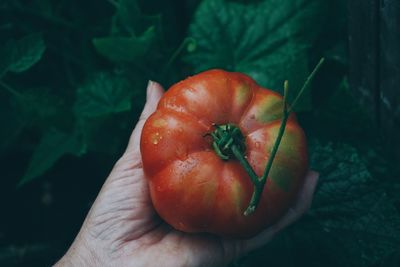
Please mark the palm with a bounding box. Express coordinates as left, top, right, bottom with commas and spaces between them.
87, 149, 243, 267
68, 82, 318, 267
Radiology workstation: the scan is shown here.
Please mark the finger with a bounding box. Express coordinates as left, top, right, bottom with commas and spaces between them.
125, 81, 164, 154
290, 170, 319, 216
273, 170, 319, 231
241, 170, 319, 253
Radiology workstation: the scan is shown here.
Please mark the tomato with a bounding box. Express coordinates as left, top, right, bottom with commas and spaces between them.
140, 69, 308, 237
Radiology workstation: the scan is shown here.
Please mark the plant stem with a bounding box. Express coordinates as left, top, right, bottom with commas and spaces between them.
288, 58, 325, 113
242, 58, 325, 216
231, 144, 259, 185
244, 184, 263, 216
261, 113, 288, 184
261, 81, 290, 183
208, 58, 325, 216
243, 82, 290, 216
244, 116, 289, 215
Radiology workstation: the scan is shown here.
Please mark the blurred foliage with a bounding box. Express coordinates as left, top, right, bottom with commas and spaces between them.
0, 0, 398, 266
185, 0, 326, 108
237, 141, 400, 267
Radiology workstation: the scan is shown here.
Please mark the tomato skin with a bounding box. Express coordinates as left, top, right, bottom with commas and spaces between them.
140, 69, 308, 238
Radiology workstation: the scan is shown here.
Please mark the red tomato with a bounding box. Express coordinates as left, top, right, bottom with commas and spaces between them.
140, 69, 308, 237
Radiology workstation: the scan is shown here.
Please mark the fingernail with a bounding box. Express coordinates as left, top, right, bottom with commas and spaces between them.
147, 80, 155, 100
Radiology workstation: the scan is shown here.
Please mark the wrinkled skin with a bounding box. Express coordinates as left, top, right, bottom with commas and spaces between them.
141, 70, 308, 237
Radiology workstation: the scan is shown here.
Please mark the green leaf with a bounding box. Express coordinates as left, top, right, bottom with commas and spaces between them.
307, 141, 400, 266
111, 0, 160, 35
19, 129, 85, 186
0, 33, 46, 77
13, 88, 68, 128
185, 0, 326, 110
73, 72, 136, 156
76, 113, 132, 156
73, 72, 133, 117
73, 72, 145, 156
236, 140, 400, 267
93, 26, 156, 62
113, 0, 142, 34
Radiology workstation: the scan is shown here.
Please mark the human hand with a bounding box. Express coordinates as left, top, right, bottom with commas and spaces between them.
54, 81, 319, 267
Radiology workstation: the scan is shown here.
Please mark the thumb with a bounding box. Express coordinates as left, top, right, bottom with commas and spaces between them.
125, 81, 164, 154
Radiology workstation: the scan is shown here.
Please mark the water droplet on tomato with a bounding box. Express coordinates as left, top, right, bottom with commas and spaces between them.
152, 132, 162, 144
156, 185, 163, 192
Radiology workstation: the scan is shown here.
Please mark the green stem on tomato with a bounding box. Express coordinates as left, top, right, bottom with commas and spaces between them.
243, 82, 290, 216
213, 141, 229, 160
288, 58, 325, 113
231, 144, 259, 186
242, 59, 325, 215
208, 58, 325, 216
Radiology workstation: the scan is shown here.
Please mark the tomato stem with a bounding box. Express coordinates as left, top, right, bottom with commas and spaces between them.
209, 58, 325, 216
243, 86, 289, 216
288, 58, 325, 113
231, 145, 259, 185
243, 58, 325, 216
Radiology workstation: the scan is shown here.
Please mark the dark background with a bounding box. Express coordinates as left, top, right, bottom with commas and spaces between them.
0, 0, 399, 266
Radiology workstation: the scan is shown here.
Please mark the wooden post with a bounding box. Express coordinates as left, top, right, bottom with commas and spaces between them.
380, 0, 400, 160
349, 0, 400, 160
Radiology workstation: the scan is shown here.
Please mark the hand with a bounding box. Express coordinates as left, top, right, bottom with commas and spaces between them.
54, 81, 319, 267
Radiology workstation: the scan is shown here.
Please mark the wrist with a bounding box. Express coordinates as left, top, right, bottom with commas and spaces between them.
53, 236, 103, 267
